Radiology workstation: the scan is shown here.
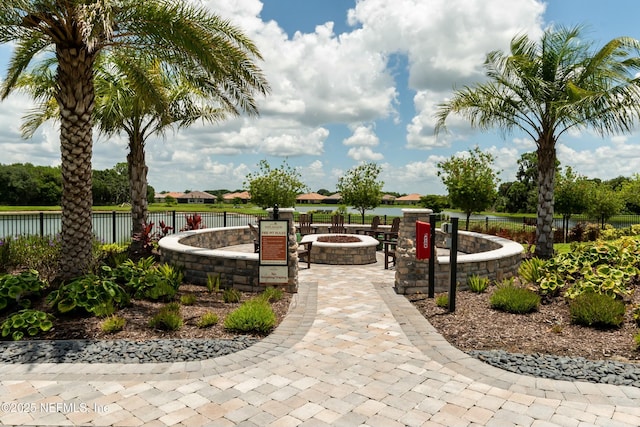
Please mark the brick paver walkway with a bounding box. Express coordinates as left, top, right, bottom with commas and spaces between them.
1, 254, 640, 426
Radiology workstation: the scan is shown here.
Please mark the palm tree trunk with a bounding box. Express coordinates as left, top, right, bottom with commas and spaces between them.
56, 46, 96, 279
534, 144, 556, 259
128, 133, 148, 256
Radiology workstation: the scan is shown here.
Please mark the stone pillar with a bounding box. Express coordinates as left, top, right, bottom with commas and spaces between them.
394, 208, 433, 294
267, 207, 298, 293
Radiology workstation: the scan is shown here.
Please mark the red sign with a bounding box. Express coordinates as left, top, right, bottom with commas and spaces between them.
416, 221, 431, 260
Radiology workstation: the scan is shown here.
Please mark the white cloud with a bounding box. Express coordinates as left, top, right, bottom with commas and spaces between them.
558, 140, 640, 180
347, 146, 384, 161
343, 125, 379, 147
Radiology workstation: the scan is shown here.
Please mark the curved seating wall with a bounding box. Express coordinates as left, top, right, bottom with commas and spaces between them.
158, 227, 260, 292
434, 229, 523, 291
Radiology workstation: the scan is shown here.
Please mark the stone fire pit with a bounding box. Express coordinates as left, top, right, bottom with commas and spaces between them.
300, 233, 379, 265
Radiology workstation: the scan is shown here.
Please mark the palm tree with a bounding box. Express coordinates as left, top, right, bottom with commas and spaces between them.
436, 26, 640, 258
19, 50, 257, 256
0, 1, 269, 278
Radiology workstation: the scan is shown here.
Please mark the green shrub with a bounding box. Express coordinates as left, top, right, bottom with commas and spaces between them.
206, 273, 221, 293
7, 234, 60, 278
569, 292, 625, 328
101, 315, 126, 333
518, 257, 546, 285
180, 294, 197, 305
0, 237, 11, 272
1, 309, 54, 341
490, 280, 540, 314
99, 243, 129, 267
196, 311, 219, 328
223, 288, 242, 303
634, 333, 640, 350
224, 298, 276, 334
0, 270, 47, 312
149, 303, 183, 331
47, 273, 129, 317
467, 275, 489, 293
260, 287, 284, 303
112, 258, 182, 301
435, 294, 448, 308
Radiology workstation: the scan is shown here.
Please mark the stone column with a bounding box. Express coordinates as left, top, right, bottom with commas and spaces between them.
267, 207, 298, 293
394, 208, 433, 294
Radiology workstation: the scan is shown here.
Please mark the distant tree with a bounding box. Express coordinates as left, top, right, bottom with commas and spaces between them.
419, 194, 449, 213
336, 162, 384, 224
587, 182, 625, 228
621, 175, 640, 214
437, 147, 500, 230
555, 167, 591, 242
92, 163, 129, 206
244, 160, 308, 209
317, 189, 331, 196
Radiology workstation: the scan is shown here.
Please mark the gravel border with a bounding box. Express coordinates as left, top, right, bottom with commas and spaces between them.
469, 349, 640, 387
0, 337, 259, 364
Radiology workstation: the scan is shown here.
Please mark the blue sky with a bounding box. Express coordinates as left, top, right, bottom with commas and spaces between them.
1, 0, 639, 196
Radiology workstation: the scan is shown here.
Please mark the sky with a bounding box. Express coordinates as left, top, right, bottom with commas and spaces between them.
1, 0, 640, 195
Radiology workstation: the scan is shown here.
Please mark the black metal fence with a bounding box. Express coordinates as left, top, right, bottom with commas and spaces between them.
2, 211, 639, 245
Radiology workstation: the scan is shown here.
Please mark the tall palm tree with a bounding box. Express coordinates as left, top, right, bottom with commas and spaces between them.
0, 1, 269, 279
19, 51, 252, 256
436, 26, 640, 258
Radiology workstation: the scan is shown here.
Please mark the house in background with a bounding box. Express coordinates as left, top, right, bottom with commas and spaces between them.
395, 193, 422, 205
154, 191, 184, 203
381, 194, 396, 205
324, 193, 342, 204
176, 191, 217, 204
223, 191, 251, 204
296, 192, 327, 204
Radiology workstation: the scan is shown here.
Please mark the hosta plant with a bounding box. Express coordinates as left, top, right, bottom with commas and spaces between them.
47, 273, 129, 317
1, 309, 54, 341
0, 270, 47, 312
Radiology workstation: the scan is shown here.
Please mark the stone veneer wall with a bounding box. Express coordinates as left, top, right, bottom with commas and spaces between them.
394, 210, 524, 295
159, 208, 300, 293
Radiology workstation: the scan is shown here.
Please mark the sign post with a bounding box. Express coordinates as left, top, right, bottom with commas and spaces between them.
259, 219, 289, 285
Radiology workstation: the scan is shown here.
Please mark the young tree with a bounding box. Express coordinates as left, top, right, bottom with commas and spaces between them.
587, 182, 625, 229
437, 147, 499, 230
0, 0, 268, 279
554, 167, 591, 242
244, 160, 308, 209
336, 162, 384, 224
436, 26, 640, 258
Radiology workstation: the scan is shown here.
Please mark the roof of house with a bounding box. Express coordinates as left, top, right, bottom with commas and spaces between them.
155, 191, 184, 199
176, 191, 216, 199
296, 192, 327, 201
395, 193, 422, 202
223, 191, 251, 200
324, 193, 342, 200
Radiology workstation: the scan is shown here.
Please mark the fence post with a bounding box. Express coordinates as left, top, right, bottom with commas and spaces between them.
448, 217, 458, 312
428, 214, 436, 298
39, 212, 44, 237
223, 211, 227, 228
112, 211, 117, 243
172, 211, 176, 233
485, 216, 489, 232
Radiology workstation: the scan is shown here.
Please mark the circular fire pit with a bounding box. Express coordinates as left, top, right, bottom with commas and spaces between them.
300, 234, 379, 265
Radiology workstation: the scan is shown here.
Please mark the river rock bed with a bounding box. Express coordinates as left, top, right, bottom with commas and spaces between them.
0, 336, 258, 364
469, 350, 640, 387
